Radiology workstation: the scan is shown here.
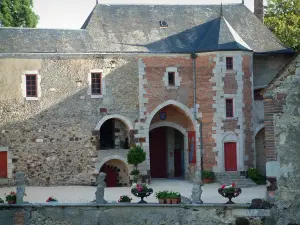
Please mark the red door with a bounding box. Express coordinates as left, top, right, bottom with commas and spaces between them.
150, 127, 167, 178
224, 142, 237, 171
100, 166, 117, 187
174, 149, 182, 177
0, 152, 7, 178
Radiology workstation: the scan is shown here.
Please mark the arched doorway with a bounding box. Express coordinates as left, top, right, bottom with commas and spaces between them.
148, 103, 194, 179
99, 159, 129, 187
255, 128, 266, 175
149, 126, 185, 178
99, 118, 130, 150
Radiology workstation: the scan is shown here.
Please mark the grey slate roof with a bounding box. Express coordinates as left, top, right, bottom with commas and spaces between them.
0, 4, 294, 54
0, 28, 92, 53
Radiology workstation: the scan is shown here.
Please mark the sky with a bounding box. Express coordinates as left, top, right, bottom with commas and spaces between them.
33, 0, 257, 29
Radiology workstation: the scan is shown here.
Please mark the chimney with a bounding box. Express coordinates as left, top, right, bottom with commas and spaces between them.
254, 0, 264, 23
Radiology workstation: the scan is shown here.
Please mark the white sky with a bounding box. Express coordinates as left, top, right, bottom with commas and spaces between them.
33, 0, 256, 29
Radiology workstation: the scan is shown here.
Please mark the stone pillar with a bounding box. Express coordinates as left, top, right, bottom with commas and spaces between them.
191, 171, 203, 204
16, 172, 26, 204
95, 172, 107, 204
254, 0, 264, 23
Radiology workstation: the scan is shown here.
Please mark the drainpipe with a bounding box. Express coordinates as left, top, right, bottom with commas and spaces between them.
191, 52, 197, 120
191, 52, 203, 172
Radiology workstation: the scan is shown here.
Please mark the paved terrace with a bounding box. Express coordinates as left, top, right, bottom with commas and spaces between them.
0, 179, 265, 204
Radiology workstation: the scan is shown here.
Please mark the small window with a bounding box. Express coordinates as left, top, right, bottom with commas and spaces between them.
91, 73, 101, 95
159, 20, 168, 28
226, 57, 233, 70
26, 74, 37, 97
226, 99, 234, 118
168, 72, 175, 86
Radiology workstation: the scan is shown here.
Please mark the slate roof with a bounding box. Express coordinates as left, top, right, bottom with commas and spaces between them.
0, 4, 294, 54
0, 28, 92, 53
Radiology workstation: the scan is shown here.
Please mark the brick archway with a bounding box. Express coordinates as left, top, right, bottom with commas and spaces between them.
95, 114, 134, 131
140, 100, 200, 179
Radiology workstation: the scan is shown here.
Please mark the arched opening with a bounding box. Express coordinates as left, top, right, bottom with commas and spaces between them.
148, 104, 194, 179
100, 118, 130, 150
99, 159, 129, 187
255, 127, 266, 175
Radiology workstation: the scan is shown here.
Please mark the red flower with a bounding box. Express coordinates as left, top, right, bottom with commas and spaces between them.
232, 182, 236, 187
221, 184, 226, 189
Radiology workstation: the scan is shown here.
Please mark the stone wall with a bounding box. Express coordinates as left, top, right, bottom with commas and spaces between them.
263, 55, 300, 224
0, 56, 139, 186
0, 204, 270, 225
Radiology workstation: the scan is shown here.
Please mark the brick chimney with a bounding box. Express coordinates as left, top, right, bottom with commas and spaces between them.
254, 0, 264, 23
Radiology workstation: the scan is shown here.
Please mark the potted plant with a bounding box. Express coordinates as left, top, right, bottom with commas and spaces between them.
131, 183, 153, 203
218, 182, 242, 204
165, 191, 172, 204
127, 145, 146, 183
176, 192, 181, 204
118, 195, 132, 203
202, 170, 214, 184
5, 192, 16, 204
0, 198, 4, 203
170, 192, 178, 204
155, 190, 167, 204
46, 196, 58, 203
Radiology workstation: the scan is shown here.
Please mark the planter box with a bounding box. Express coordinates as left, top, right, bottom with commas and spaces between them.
203, 178, 214, 184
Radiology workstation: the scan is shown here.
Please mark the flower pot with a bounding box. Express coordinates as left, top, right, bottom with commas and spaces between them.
171, 198, 178, 204
158, 199, 165, 204
166, 198, 172, 204
8, 201, 16, 204
203, 178, 214, 184
131, 189, 153, 204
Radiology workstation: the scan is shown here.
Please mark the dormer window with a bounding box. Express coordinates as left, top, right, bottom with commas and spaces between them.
159, 20, 168, 28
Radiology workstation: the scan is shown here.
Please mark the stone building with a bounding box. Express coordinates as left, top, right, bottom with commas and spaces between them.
0, 2, 295, 186
261, 53, 300, 199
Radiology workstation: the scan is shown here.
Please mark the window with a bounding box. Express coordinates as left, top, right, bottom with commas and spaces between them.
168, 72, 175, 86
159, 20, 168, 28
91, 73, 101, 95
26, 74, 37, 97
226, 57, 233, 70
226, 99, 234, 118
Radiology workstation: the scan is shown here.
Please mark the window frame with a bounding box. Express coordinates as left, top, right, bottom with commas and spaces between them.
25, 74, 38, 97
226, 57, 233, 70
88, 69, 104, 98
225, 98, 234, 118
91, 72, 102, 95
168, 72, 175, 86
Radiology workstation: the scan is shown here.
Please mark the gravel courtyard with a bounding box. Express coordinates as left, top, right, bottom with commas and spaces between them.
0, 179, 265, 204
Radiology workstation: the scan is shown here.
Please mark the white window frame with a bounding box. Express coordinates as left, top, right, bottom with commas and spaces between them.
21, 71, 41, 101
163, 67, 182, 89
224, 94, 237, 120
87, 69, 105, 99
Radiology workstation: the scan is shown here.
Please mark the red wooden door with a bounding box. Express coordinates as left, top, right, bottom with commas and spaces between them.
224, 142, 237, 171
150, 127, 167, 178
174, 149, 182, 177
0, 152, 7, 178
100, 166, 117, 187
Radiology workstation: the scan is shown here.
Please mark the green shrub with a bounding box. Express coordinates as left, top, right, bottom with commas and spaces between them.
127, 145, 146, 169
0, 198, 3, 203
247, 168, 266, 185
130, 169, 140, 176
155, 190, 168, 199
202, 170, 214, 179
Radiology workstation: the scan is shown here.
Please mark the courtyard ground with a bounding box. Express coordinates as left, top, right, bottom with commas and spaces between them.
0, 179, 265, 204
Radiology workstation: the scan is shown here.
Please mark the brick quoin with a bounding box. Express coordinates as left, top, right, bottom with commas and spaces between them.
195, 55, 217, 170
263, 93, 287, 161
242, 55, 254, 168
